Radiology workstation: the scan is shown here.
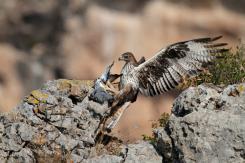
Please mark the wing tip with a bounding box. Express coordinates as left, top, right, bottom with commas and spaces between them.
211, 35, 223, 41
191, 35, 223, 43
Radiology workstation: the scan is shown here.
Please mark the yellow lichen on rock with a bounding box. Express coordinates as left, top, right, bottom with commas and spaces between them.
25, 79, 95, 106
57, 79, 73, 90
57, 79, 95, 100
30, 90, 49, 103
57, 79, 94, 90
25, 90, 49, 105
237, 84, 245, 93
26, 96, 40, 105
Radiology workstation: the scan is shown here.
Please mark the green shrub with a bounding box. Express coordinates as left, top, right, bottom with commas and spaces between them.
158, 112, 170, 127
142, 134, 156, 144
142, 113, 170, 143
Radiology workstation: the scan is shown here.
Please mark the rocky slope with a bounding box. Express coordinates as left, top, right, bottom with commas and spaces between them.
0, 79, 162, 162
0, 80, 244, 162
155, 83, 245, 162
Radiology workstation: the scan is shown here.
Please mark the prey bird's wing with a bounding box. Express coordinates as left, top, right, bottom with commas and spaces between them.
109, 74, 122, 83
100, 61, 114, 83
134, 36, 229, 96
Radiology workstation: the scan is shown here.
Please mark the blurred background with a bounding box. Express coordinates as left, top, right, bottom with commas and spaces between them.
0, 0, 244, 142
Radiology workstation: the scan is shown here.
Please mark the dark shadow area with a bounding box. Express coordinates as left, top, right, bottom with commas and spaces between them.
166, 0, 214, 8
94, 0, 150, 13
221, 0, 245, 14
0, 75, 6, 86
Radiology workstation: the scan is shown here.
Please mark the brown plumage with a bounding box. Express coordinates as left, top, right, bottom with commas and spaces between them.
118, 52, 146, 102
118, 36, 229, 99
103, 36, 229, 132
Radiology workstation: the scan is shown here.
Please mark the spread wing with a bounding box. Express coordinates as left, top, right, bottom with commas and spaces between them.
134, 36, 229, 96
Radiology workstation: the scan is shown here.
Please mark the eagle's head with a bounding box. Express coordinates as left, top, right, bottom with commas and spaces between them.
118, 52, 137, 64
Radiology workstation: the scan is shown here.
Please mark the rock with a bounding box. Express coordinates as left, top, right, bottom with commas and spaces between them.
0, 79, 163, 162
122, 141, 162, 163
8, 148, 35, 163
0, 0, 245, 143
84, 155, 123, 163
155, 83, 245, 163
153, 128, 172, 161
86, 141, 162, 163
0, 79, 106, 162
0, 79, 245, 162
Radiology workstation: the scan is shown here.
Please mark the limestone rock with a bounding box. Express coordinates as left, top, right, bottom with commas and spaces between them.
122, 141, 162, 163
155, 83, 245, 163
153, 127, 172, 162
84, 155, 123, 163
1, 79, 245, 162
0, 79, 105, 162
0, 79, 163, 162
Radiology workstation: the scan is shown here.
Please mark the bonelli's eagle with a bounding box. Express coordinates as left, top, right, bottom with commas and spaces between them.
93, 36, 229, 131
117, 36, 228, 103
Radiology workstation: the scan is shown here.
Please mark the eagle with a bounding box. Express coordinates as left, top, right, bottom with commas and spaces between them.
99, 36, 229, 132
117, 36, 228, 102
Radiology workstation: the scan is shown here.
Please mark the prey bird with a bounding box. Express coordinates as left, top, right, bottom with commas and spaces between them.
89, 62, 121, 105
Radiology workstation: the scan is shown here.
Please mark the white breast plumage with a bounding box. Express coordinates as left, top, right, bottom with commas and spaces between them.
120, 63, 137, 89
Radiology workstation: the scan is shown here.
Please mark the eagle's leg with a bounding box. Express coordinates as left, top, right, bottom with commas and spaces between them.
100, 81, 119, 96
104, 102, 131, 132
95, 102, 130, 144
95, 84, 134, 142
110, 84, 134, 108
105, 81, 119, 94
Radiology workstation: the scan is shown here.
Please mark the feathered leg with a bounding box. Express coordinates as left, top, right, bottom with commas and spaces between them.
105, 81, 119, 95
95, 84, 135, 144
104, 102, 131, 132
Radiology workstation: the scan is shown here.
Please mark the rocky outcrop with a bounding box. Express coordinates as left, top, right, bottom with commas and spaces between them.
0, 79, 99, 162
0, 79, 244, 162
155, 83, 245, 163
1, 0, 245, 117
0, 79, 161, 162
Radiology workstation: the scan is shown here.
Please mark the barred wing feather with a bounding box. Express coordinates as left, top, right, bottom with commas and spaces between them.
134, 36, 228, 96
